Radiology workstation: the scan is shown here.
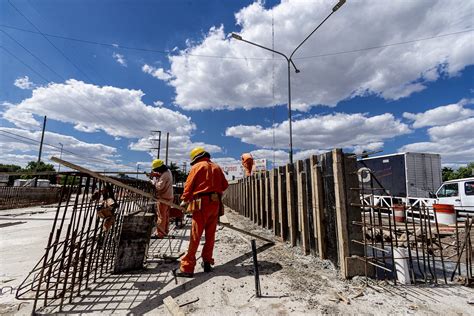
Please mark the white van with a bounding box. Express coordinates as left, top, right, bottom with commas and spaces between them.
435, 177, 474, 217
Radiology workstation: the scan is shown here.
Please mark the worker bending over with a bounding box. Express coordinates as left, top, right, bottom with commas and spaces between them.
241, 153, 254, 176
150, 159, 174, 238
175, 147, 228, 277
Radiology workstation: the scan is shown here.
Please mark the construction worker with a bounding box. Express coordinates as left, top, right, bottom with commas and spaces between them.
174, 147, 228, 277
150, 159, 174, 238
241, 153, 254, 176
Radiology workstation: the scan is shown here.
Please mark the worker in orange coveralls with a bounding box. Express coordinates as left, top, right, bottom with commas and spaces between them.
174, 147, 229, 278
241, 153, 254, 176
150, 159, 174, 238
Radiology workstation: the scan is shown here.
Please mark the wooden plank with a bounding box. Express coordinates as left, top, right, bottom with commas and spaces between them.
277, 166, 287, 240
297, 160, 310, 255
332, 149, 350, 277
163, 296, 185, 316
51, 157, 184, 211
254, 174, 259, 224
304, 158, 316, 254
286, 163, 297, 246
259, 172, 265, 227
270, 169, 278, 235
311, 155, 326, 258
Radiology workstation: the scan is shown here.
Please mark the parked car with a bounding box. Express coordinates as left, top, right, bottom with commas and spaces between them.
435, 177, 474, 217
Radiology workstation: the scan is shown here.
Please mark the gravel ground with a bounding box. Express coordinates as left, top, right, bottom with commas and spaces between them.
1, 206, 473, 315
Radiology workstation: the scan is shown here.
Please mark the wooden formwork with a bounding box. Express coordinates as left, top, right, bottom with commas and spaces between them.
223, 149, 364, 278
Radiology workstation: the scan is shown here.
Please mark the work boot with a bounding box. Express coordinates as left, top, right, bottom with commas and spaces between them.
201, 262, 212, 273
172, 268, 194, 278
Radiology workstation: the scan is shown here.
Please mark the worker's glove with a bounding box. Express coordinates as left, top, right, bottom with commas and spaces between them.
180, 201, 188, 208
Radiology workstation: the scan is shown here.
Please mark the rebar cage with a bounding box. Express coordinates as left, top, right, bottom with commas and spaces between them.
15, 172, 156, 313
353, 169, 473, 285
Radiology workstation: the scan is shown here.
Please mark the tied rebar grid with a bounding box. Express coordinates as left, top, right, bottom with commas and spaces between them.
351, 168, 473, 286
15, 173, 156, 313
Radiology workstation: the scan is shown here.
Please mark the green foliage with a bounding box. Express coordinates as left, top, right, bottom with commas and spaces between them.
442, 163, 474, 181
20, 161, 57, 184
169, 162, 187, 183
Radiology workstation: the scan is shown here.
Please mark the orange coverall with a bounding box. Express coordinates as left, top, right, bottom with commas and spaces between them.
241, 153, 254, 176
180, 157, 229, 273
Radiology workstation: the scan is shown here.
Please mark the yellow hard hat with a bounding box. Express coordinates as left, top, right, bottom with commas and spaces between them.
190, 147, 206, 163
151, 159, 164, 170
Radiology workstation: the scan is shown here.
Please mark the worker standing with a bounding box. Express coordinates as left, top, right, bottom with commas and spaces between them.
174, 147, 228, 277
150, 159, 174, 238
241, 153, 254, 176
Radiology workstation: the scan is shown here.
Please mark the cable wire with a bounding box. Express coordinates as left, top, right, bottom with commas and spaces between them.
1, 23, 472, 61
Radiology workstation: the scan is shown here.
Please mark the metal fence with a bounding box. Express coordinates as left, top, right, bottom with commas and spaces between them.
352, 169, 473, 285
15, 172, 156, 313
0, 186, 62, 210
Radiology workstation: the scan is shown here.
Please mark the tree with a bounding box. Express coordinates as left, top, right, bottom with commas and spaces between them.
169, 162, 187, 183
22, 161, 57, 184
442, 162, 474, 181
442, 167, 455, 182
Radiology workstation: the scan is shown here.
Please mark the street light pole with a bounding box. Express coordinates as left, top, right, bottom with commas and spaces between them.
231, 0, 345, 165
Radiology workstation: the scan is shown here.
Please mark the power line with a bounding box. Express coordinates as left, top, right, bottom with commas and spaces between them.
8, 0, 93, 81
0, 23, 472, 61
0, 45, 50, 82
294, 29, 474, 60
1, 29, 63, 80
0, 129, 130, 167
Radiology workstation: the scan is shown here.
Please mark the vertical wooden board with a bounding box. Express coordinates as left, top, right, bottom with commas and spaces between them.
246, 178, 250, 218
332, 149, 349, 277
254, 174, 260, 225
320, 151, 338, 264
270, 169, 279, 236
250, 176, 254, 222
278, 166, 287, 240
259, 173, 265, 227
344, 154, 364, 258
304, 158, 316, 254
310, 155, 325, 258
265, 171, 272, 230
297, 161, 310, 255
286, 163, 297, 247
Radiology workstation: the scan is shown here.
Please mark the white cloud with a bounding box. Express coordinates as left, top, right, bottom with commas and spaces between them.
0, 127, 127, 171
14, 76, 35, 90
112, 52, 127, 66
400, 117, 474, 164
142, 64, 172, 81
153, 100, 164, 107
226, 112, 410, 152
1, 80, 221, 165
403, 99, 474, 128
161, 0, 473, 111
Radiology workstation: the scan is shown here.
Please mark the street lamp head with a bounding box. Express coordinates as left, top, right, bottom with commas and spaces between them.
332, 0, 346, 12
295, 68, 301, 73
231, 33, 243, 41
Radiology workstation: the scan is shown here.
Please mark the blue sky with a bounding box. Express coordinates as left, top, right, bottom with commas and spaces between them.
1, 0, 473, 172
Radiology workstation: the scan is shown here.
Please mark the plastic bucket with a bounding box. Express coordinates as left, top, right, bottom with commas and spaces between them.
393, 204, 405, 223
433, 204, 456, 225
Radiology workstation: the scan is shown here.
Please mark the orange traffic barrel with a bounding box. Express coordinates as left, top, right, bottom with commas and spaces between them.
393, 204, 405, 223
433, 204, 456, 225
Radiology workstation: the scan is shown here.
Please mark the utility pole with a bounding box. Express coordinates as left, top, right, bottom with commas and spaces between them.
34, 116, 47, 187
150, 130, 161, 159
165, 132, 169, 165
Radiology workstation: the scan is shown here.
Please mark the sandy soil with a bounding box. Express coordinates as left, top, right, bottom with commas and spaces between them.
1, 206, 473, 315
